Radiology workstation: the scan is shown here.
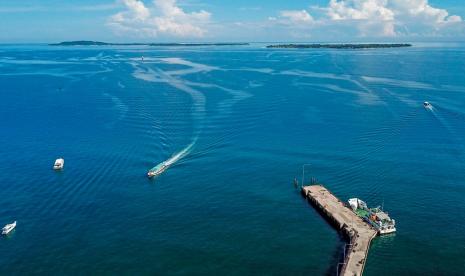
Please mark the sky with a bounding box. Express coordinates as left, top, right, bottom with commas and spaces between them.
1, 0, 465, 43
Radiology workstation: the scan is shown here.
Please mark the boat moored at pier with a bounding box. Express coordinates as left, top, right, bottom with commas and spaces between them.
349, 198, 396, 235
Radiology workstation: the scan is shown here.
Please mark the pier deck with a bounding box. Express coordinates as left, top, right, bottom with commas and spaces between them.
302, 185, 377, 276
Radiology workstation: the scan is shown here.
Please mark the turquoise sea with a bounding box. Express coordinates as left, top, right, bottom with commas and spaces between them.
0, 43, 464, 275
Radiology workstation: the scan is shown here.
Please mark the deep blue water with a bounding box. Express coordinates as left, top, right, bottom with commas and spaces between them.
1, 43, 464, 275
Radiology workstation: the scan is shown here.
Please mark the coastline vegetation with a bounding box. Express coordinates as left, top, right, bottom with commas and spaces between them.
50, 41, 249, 46
266, 43, 412, 49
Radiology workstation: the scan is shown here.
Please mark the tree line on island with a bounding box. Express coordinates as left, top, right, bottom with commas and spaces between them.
266, 43, 412, 49
50, 41, 249, 46
51, 41, 412, 49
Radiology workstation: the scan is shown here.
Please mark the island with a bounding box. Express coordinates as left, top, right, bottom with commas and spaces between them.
266, 43, 412, 49
50, 41, 142, 46
50, 41, 249, 47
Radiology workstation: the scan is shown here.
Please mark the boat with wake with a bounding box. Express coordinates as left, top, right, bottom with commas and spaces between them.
348, 198, 396, 235
147, 141, 196, 178
147, 161, 169, 178
2, 221, 16, 235
424, 101, 433, 109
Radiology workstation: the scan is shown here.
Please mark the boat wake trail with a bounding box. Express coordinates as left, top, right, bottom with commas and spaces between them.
148, 137, 197, 175
130, 57, 246, 177
427, 106, 456, 135
427, 106, 465, 158
132, 63, 205, 176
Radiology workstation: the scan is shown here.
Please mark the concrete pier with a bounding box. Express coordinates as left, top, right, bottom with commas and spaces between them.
302, 185, 377, 276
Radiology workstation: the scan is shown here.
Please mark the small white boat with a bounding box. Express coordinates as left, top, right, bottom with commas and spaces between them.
2, 221, 16, 235
147, 162, 169, 178
53, 158, 64, 170
424, 101, 432, 109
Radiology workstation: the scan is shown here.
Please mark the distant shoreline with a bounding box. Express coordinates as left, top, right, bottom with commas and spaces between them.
266, 43, 412, 49
50, 41, 249, 47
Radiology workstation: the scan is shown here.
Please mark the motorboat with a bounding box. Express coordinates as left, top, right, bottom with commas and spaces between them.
348, 198, 396, 235
424, 101, 432, 109
2, 221, 16, 235
53, 158, 64, 170
147, 162, 169, 178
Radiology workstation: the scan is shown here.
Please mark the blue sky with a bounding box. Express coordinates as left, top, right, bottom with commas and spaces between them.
1, 0, 464, 42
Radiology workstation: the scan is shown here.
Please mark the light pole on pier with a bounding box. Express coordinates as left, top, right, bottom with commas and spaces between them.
301, 164, 312, 187
343, 243, 352, 260
337, 262, 344, 276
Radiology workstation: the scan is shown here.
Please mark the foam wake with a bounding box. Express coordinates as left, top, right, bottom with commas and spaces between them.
149, 138, 197, 174
132, 57, 249, 177
428, 106, 464, 148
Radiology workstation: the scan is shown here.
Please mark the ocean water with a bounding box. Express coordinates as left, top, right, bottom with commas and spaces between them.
1, 43, 464, 275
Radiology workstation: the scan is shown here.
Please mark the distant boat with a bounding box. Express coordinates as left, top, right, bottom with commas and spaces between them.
2, 221, 16, 235
53, 158, 64, 170
424, 101, 433, 109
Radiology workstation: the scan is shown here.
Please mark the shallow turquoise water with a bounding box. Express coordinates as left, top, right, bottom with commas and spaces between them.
0, 43, 464, 275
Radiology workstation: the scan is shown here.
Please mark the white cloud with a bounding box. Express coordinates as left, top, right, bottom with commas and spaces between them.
122, 0, 150, 20
108, 0, 211, 38
280, 10, 314, 23
274, 0, 462, 38
391, 0, 461, 25
327, 0, 394, 21
325, 0, 395, 36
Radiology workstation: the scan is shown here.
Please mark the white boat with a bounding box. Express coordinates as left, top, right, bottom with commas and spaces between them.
424, 101, 432, 109
348, 198, 396, 235
2, 221, 16, 235
376, 212, 397, 234
348, 198, 367, 210
53, 158, 64, 170
147, 162, 169, 178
